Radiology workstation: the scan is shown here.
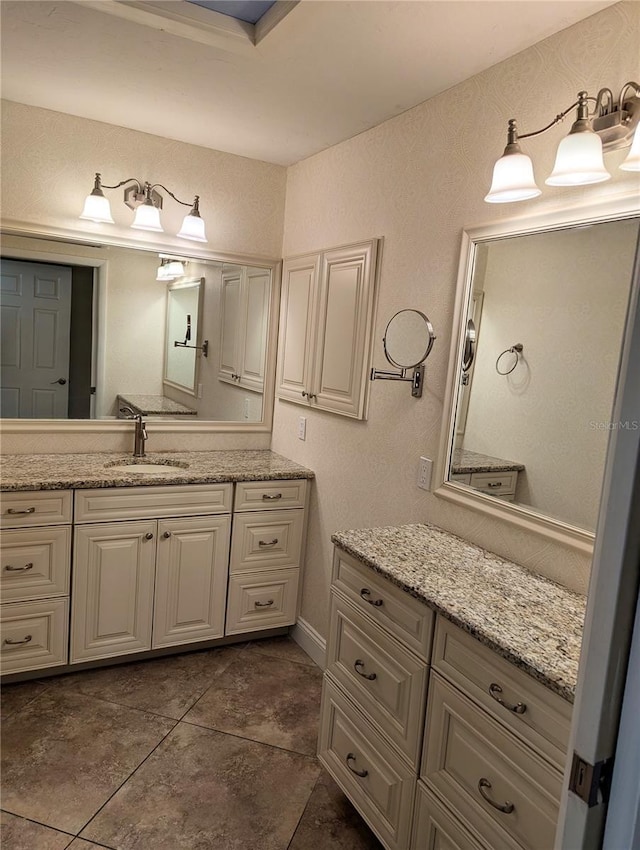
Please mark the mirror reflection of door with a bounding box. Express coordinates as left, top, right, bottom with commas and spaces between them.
1, 259, 73, 418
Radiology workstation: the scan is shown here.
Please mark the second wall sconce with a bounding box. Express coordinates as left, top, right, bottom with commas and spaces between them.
485, 81, 640, 203
80, 173, 207, 242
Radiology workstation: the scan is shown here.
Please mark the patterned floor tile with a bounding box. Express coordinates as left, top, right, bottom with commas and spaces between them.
0, 811, 73, 850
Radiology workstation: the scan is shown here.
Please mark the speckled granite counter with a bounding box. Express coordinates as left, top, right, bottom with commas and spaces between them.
0, 451, 314, 491
117, 394, 197, 416
451, 448, 525, 474
332, 524, 585, 702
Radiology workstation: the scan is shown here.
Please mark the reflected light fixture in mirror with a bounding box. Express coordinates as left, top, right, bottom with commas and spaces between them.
156, 257, 187, 281
80, 173, 207, 242
485, 82, 640, 203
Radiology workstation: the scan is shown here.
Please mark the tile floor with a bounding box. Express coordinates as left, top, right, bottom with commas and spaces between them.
1, 636, 383, 850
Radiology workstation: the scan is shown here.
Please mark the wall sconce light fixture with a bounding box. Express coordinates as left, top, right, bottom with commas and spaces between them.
156, 256, 188, 281
80, 173, 207, 242
485, 81, 640, 203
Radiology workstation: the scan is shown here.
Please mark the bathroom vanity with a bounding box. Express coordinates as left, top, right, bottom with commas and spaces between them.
319, 524, 585, 850
0, 450, 313, 678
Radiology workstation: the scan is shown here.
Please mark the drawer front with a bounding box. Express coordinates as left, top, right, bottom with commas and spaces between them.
234, 479, 307, 511
1, 491, 72, 528
225, 568, 299, 635
468, 471, 517, 496
332, 549, 434, 661
433, 617, 571, 770
327, 593, 428, 766
411, 782, 489, 850
230, 509, 304, 573
318, 677, 416, 850
422, 674, 561, 850
0, 526, 71, 602
1, 598, 69, 674
74, 483, 232, 523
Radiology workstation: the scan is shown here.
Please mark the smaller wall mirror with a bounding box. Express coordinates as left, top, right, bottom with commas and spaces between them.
371, 308, 436, 397
164, 278, 204, 395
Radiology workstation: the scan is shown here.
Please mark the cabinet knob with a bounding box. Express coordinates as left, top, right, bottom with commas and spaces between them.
144, 532, 154, 540
163, 531, 171, 539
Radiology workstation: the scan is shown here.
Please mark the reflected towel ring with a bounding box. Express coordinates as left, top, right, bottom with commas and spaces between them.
496, 343, 523, 375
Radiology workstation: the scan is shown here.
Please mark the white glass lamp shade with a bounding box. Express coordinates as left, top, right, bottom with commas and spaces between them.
131, 201, 163, 232
177, 212, 207, 242
546, 130, 610, 185
620, 127, 640, 172
80, 192, 114, 223
165, 260, 185, 277
156, 263, 173, 281
484, 151, 541, 203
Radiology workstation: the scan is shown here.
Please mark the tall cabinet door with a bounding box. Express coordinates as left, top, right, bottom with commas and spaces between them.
71, 521, 156, 662
153, 515, 231, 648
218, 267, 242, 382
313, 241, 378, 419
276, 253, 321, 403
239, 267, 271, 392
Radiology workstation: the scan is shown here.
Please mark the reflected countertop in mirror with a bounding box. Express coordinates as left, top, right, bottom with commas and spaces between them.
451, 449, 525, 475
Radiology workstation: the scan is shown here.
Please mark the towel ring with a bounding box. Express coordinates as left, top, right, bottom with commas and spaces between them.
496, 343, 523, 375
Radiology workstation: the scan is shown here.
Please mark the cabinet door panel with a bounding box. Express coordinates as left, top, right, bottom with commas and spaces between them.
277, 255, 320, 402
71, 521, 156, 662
218, 269, 242, 382
153, 515, 230, 648
239, 267, 270, 392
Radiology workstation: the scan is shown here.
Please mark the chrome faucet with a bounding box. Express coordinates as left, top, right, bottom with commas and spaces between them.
119, 406, 148, 457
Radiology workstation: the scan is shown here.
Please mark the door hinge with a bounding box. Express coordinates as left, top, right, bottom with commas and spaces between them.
568, 752, 614, 807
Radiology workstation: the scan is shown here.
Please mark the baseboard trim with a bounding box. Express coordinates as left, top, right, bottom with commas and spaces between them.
291, 617, 326, 669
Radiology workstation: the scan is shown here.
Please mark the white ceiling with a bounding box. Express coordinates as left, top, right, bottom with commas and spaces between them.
0, 0, 616, 166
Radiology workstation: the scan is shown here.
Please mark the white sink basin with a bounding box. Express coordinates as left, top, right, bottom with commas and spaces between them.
106, 463, 188, 475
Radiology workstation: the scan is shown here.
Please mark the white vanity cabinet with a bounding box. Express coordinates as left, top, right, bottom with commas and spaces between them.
0, 490, 72, 673
319, 546, 573, 850
450, 470, 518, 501
219, 265, 271, 393
226, 479, 307, 635
277, 240, 379, 419
71, 484, 232, 662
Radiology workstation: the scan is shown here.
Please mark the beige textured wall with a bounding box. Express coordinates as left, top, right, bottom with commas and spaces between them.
272, 2, 640, 637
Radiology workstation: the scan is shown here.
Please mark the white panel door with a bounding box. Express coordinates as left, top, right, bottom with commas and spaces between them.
0, 259, 72, 418
313, 241, 377, 418
218, 268, 242, 382
71, 521, 156, 662
239, 266, 270, 392
276, 253, 320, 403
153, 515, 231, 648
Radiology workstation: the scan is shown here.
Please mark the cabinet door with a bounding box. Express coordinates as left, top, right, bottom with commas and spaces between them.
71, 521, 156, 662
218, 267, 242, 383
313, 240, 378, 418
153, 515, 231, 648
276, 253, 320, 404
238, 266, 270, 392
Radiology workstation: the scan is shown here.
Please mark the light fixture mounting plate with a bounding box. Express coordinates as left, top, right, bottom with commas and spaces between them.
124, 185, 163, 210
594, 98, 640, 152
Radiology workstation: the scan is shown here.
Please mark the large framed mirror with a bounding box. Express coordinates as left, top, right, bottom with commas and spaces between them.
435, 196, 640, 554
0, 228, 281, 432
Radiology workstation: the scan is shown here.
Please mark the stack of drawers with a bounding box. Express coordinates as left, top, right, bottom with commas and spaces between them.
0, 491, 72, 673
415, 618, 572, 850
318, 548, 434, 850
226, 479, 307, 635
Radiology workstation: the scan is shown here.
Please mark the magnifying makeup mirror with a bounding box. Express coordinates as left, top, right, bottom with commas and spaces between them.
370, 308, 436, 397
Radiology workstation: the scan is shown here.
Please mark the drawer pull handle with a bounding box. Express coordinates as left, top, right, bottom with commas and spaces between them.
4, 562, 34, 572
262, 493, 283, 501
360, 587, 383, 607
487, 482, 503, 488
489, 683, 527, 714
144, 532, 154, 540
4, 634, 33, 647
346, 753, 368, 777
354, 659, 377, 681
478, 778, 514, 814
7, 507, 36, 515
255, 599, 274, 608
258, 539, 279, 547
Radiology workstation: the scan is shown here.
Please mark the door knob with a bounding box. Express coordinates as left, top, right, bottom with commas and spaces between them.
50, 378, 67, 385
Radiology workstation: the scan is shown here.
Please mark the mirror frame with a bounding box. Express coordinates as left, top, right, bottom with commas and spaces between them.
0, 221, 282, 434
434, 192, 640, 556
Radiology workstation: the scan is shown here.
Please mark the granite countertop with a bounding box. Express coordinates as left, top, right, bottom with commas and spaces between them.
0, 451, 314, 491
332, 524, 585, 702
451, 448, 525, 474
118, 394, 197, 416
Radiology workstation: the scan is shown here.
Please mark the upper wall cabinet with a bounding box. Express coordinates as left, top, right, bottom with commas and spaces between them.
219, 265, 271, 394
277, 240, 379, 419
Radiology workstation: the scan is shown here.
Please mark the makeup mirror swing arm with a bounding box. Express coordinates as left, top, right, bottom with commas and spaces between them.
370, 364, 426, 398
